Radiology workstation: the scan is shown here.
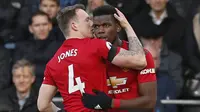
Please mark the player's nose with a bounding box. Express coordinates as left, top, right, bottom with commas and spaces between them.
98, 26, 105, 33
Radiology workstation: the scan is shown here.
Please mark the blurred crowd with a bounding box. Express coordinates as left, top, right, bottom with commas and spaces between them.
0, 0, 200, 112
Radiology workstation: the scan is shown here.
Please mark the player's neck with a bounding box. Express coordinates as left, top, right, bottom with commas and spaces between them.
67, 32, 86, 39
66, 34, 86, 39
67, 36, 84, 39
113, 37, 122, 47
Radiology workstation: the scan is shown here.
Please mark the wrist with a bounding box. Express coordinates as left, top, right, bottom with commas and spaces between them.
124, 24, 132, 31
112, 99, 121, 108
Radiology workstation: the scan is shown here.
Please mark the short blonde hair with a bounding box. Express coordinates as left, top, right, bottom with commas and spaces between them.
12, 59, 35, 76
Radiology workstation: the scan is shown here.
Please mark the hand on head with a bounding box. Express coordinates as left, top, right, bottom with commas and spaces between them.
113, 8, 130, 29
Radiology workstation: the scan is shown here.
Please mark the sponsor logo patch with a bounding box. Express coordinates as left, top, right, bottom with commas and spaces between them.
107, 76, 127, 88
140, 68, 155, 75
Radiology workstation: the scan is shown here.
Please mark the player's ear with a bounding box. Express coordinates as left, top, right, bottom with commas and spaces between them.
48, 22, 53, 31
71, 22, 78, 31
58, 6, 61, 11
31, 75, 36, 84
116, 24, 121, 33
29, 25, 33, 33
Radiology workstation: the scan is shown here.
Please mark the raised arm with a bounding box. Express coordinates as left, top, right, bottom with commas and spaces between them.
111, 8, 146, 70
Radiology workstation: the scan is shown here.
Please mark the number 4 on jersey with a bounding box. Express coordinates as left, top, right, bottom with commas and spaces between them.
68, 64, 85, 94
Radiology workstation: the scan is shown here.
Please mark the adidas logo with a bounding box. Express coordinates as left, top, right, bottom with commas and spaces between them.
94, 104, 102, 109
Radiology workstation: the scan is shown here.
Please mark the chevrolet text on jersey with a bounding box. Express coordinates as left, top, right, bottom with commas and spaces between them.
58, 49, 78, 63
108, 88, 130, 94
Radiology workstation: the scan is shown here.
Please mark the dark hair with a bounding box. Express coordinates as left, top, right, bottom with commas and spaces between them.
40, 0, 60, 6
29, 11, 51, 25
140, 26, 167, 39
56, 4, 85, 36
93, 5, 117, 18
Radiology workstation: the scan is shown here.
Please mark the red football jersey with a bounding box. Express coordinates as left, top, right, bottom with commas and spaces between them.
42, 38, 119, 112
107, 41, 156, 112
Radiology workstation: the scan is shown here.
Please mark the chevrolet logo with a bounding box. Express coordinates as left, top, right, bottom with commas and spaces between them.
107, 76, 127, 88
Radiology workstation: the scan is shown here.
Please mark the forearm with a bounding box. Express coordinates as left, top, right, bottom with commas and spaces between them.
116, 24, 146, 69
124, 24, 144, 56
112, 8, 146, 69
112, 96, 155, 110
39, 102, 60, 112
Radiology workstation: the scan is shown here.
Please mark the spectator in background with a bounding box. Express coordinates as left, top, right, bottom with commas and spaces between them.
169, 0, 192, 18
0, 0, 33, 44
31, 0, 80, 12
182, 10, 200, 112
142, 36, 183, 97
13, 11, 61, 88
143, 38, 180, 112
106, 0, 147, 22
131, 0, 186, 56
39, 0, 65, 41
182, 8, 200, 104
60, 0, 79, 8
0, 59, 38, 112
0, 40, 11, 91
169, 0, 200, 21
184, 8, 200, 78
40, 0, 60, 20
80, 0, 108, 16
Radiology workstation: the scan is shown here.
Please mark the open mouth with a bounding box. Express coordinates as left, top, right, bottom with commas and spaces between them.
97, 36, 108, 40
103, 38, 108, 41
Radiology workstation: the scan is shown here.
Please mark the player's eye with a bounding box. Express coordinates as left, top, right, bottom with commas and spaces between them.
103, 24, 110, 28
86, 17, 92, 22
86, 17, 89, 22
34, 24, 40, 27
50, 4, 56, 8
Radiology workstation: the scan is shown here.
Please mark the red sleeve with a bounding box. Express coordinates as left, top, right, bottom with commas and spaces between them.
42, 65, 56, 86
138, 49, 157, 83
96, 39, 120, 60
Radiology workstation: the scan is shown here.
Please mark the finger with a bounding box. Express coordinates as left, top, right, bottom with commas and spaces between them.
115, 8, 120, 13
115, 8, 123, 16
114, 13, 120, 20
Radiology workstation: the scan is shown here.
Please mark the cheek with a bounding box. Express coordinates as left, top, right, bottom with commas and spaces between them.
24, 78, 33, 84
44, 26, 50, 32
13, 79, 18, 85
33, 28, 40, 34
42, 7, 48, 12
150, 1, 157, 6
108, 29, 117, 37
96, 2, 103, 7
52, 8, 58, 13
162, 2, 167, 7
